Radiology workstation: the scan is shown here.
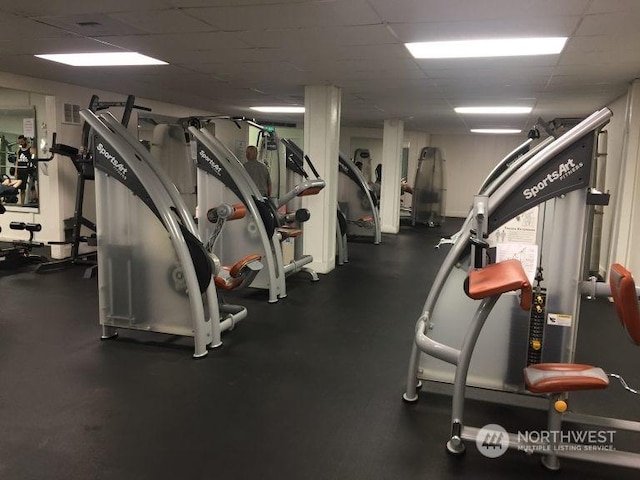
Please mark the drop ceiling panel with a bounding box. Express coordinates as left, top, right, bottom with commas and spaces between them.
567, 34, 640, 54
559, 50, 640, 66
178, 60, 301, 76
284, 43, 411, 62
366, 0, 590, 24
8, 1, 174, 17
170, 47, 290, 66
0, 36, 115, 56
35, 13, 146, 36
167, 0, 317, 7
389, 16, 582, 43
421, 55, 561, 72
189, 0, 381, 31
337, 78, 435, 91
302, 58, 423, 76
238, 24, 398, 49
586, 0, 640, 14
355, 86, 446, 103
108, 9, 215, 34
98, 32, 254, 58
577, 11, 640, 35
0, 0, 637, 133
0, 18, 78, 41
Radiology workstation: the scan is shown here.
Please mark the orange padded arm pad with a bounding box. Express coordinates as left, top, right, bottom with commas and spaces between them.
228, 203, 247, 220
467, 259, 532, 310
610, 263, 640, 345
298, 185, 325, 196
229, 254, 262, 278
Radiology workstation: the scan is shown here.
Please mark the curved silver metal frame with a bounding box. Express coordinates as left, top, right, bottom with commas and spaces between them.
81, 110, 216, 357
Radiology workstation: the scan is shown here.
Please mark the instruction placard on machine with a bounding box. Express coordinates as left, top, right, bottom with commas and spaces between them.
489, 207, 539, 245
547, 313, 573, 327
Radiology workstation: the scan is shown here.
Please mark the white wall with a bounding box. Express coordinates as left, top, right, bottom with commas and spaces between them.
596, 94, 627, 274
603, 80, 640, 275
429, 133, 528, 217
339, 126, 430, 186
209, 119, 249, 159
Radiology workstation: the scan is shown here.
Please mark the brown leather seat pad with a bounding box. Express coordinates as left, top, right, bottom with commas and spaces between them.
467, 259, 532, 310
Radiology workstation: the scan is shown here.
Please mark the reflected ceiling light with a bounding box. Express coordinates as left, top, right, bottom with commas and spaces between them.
405, 37, 567, 59
455, 106, 532, 114
471, 129, 522, 134
250, 106, 305, 113
35, 52, 168, 66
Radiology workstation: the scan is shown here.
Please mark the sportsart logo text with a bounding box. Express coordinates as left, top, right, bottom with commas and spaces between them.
199, 149, 223, 176
522, 158, 584, 200
97, 143, 128, 178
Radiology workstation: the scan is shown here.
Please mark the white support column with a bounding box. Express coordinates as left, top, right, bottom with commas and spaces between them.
380, 119, 404, 233
610, 79, 640, 273
302, 85, 341, 274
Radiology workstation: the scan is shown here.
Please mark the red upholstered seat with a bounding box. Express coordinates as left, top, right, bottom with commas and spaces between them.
466, 259, 532, 310
524, 363, 609, 394
523, 264, 639, 396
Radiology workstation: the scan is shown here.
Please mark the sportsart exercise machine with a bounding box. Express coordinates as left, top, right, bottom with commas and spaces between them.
188, 125, 319, 303
278, 137, 349, 266
337, 153, 382, 244
81, 109, 250, 357
411, 147, 446, 227
255, 129, 324, 279
403, 108, 640, 469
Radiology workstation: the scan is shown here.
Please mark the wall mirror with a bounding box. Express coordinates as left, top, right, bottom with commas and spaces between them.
0, 106, 38, 211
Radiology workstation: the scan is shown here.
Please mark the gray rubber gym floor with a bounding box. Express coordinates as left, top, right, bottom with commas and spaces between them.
0, 221, 637, 479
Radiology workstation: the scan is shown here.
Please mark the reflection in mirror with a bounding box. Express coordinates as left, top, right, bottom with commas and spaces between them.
0, 107, 38, 209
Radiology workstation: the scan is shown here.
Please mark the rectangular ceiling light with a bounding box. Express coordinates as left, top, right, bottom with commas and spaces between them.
35, 52, 168, 66
250, 106, 305, 113
455, 106, 532, 114
471, 129, 522, 134
405, 37, 567, 59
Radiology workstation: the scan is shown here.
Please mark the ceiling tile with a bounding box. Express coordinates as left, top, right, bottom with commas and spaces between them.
389, 16, 582, 42
108, 9, 215, 34
185, 0, 381, 30
367, 0, 590, 24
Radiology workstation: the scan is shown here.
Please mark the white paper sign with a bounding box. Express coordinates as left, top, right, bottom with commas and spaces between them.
495, 242, 539, 285
489, 206, 539, 246
23, 118, 35, 138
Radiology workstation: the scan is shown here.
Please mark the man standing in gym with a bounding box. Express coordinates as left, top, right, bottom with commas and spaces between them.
15, 135, 35, 205
243, 145, 272, 198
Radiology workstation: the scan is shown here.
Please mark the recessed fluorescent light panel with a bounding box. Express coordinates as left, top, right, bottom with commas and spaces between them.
35, 52, 168, 66
405, 37, 567, 59
471, 129, 522, 134
250, 106, 305, 113
455, 106, 532, 115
